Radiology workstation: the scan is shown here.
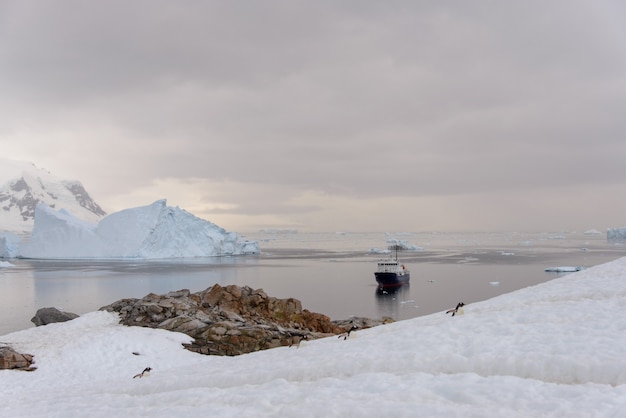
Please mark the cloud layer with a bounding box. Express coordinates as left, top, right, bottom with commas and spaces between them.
2, 1, 626, 231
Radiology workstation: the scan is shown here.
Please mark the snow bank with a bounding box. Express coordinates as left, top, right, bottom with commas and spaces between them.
1, 257, 626, 417
18, 199, 259, 259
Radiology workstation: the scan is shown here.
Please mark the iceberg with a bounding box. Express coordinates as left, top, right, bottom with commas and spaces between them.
18, 199, 259, 259
607, 227, 626, 242
386, 239, 424, 251
0, 231, 20, 258
544, 266, 584, 273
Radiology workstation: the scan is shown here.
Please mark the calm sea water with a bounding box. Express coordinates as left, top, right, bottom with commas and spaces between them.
1, 231, 624, 336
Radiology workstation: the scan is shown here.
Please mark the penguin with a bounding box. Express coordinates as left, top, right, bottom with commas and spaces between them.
288, 334, 308, 348
445, 302, 465, 317
133, 367, 152, 379
338, 325, 358, 340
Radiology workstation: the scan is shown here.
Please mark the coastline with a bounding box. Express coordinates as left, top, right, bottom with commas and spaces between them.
2, 231, 624, 337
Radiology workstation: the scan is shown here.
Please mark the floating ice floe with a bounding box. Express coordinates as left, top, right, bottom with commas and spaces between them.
369, 247, 391, 254
544, 266, 585, 273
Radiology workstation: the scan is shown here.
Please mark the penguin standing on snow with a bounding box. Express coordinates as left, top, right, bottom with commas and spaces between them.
338, 325, 358, 340
133, 367, 152, 379
289, 334, 308, 348
446, 302, 465, 317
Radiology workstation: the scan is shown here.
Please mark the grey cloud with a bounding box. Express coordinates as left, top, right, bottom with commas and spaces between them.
1, 1, 626, 230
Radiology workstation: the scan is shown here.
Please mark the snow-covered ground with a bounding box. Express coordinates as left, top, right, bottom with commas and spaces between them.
2, 257, 626, 417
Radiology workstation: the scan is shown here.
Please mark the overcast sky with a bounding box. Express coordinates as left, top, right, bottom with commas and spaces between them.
2, 1, 626, 233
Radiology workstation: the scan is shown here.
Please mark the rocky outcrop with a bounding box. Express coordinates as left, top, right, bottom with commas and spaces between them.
31, 307, 79, 326
100, 284, 388, 356
0, 345, 35, 371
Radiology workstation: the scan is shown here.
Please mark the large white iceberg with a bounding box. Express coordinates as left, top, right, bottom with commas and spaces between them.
18, 199, 259, 259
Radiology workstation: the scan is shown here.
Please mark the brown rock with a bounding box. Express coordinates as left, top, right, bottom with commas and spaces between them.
100, 284, 386, 357
0, 346, 36, 371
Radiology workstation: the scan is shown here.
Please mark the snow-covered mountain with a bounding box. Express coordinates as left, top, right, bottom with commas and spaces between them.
0, 158, 106, 232
0, 159, 259, 259
17, 199, 259, 259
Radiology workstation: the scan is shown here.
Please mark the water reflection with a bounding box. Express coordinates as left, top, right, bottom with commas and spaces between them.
2, 258, 257, 334
31, 267, 222, 315
375, 284, 414, 320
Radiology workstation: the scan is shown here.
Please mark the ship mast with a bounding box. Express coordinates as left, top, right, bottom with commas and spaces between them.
389, 244, 402, 261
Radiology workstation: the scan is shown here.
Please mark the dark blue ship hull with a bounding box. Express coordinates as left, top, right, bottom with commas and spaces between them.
375, 271, 410, 288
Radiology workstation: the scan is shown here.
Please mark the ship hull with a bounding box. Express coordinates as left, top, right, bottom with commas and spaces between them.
375, 272, 410, 288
